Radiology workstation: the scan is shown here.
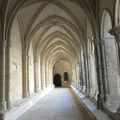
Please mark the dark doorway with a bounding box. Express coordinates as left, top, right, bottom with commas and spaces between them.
53, 74, 61, 87
64, 72, 68, 81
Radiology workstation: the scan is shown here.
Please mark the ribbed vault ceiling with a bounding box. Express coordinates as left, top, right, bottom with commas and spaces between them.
13, 0, 92, 67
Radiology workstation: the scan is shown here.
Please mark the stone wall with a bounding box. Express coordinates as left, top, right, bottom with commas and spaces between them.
10, 18, 22, 103
53, 61, 72, 87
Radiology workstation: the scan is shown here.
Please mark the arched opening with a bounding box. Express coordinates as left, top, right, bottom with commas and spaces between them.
53, 74, 62, 87
53, 60, 72, 87
64, 72, 68, 81
101, 10, 119, 104
87, 38, 97, 99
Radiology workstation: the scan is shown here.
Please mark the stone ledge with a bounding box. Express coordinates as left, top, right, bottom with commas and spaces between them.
0, 85, 54, 120
70, 85, 112, 120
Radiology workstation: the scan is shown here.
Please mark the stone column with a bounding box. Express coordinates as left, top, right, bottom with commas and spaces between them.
76, 62, 80, 90
110, 27, 120, 117
110, 27, 120, 90
41, 64, 46, 89
47, 63, 51, 87
34, 60, 39, 92
116, 107, 120, 120
45, 63, 48, 88
39, 61, 41, 90
75, 62, 78, 89
83, 53, 89, 95
79, 62, 84, 91
47, 66, 50, 87
109, 26, 120, 66
81, 55, 86, 92
49, 65, 53, 86
0, 41, 6, 110
5, 41, 12, 109
48, 68, 50, 86
100, 38, 109, 97
93, 38, 105, 109
86, 44, 91, 96
22, 55, 29, 98
78, 64, 81, 90
72, 70, 76, 86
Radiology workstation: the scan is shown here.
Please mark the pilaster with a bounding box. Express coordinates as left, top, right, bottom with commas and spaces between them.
41, 65, 46, 89
93, 38, 105, 109
5, 41, 12, 109
0, 41, 7, 110
22, 55, 29, 98
34, 60, 39, 92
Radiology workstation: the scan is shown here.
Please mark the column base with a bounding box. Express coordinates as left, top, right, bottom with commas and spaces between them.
6, 101, 12, 110
0, 101, 7, 111
0, 112, 4, 120
41, 87, 46, 90
97, 94, 104, 110
105, 94, 120, 112
22, 93, 29, 98
34, 88, 41, 93
84, 88, 90, 97
115, 107, 120, 120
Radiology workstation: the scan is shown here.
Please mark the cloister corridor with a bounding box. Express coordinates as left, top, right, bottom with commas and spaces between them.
1, 0, 120, 120
17, 88, 92, 120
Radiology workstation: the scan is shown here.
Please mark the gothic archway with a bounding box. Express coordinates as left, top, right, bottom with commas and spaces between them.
64, 72, 68, 81
101, 10, 119, 99
53, 74, 62, 87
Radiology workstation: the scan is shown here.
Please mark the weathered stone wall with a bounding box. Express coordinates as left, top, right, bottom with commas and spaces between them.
0, 0, 120, 119
101, 10, 120, 101
10, 18, 22, 103
53, 61, 71, 87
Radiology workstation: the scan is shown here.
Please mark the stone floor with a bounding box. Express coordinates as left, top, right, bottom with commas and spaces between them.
17, 88, 92, 120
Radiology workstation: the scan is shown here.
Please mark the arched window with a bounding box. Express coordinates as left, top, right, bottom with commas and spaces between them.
53, 74, 61, 87
64, 72, 68, 81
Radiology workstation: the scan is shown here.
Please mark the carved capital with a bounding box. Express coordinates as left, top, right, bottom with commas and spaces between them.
117, 107, 120, 114
0, 41, 7, 47
34, 60, 38, 64
6, 41, 11, 48
92, 38, 104, 46
23, 55, 29, 60
109, 26, 120, 42
0, 41, 12, 48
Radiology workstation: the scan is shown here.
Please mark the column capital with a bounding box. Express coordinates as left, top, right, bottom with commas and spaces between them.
109, 26, 120, 42
0, 41, 7, 47
92, 37, 104, 46
22, 92, 29, 98
23, 55, 29, 60
6, 41, 11, 48
0, 41, 12, 48
34, 60, 38, 64
0, 101, 7, 111
117, 107, 120, 113
0, 113, 4, 120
